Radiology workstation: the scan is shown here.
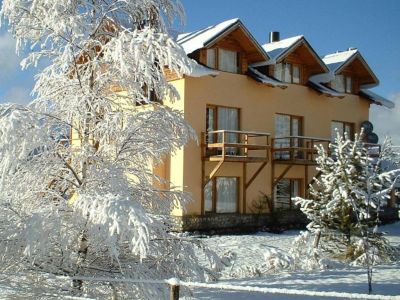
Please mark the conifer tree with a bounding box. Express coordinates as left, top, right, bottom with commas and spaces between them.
297, 132, 399, 261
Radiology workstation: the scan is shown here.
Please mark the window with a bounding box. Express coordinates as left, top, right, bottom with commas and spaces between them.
274, 179, 301, 210
274, 114, 303, 159
274, 62, 301, 84
206, 48, 216, 69
219, 49, 238, 73
332, 75, 352, 93
204, 177, 238, 213
206, 105, 240, 154
206, 48, 239, 73
331, 121, 354, 141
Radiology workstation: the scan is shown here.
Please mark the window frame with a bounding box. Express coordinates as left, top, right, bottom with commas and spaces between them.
332, 74, 353, 94
275, 113, 303, 137
204, 176, 240, 214
274, 62, 302, 84
206, 104, 241, 137
205, 47, 240, 74
331, 120, 355, 141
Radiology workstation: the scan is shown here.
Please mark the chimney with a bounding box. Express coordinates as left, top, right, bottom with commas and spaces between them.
269, 31, 280, 43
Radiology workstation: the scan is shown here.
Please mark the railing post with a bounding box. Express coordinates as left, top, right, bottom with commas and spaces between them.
222, 131, 226, 158
244, 133, 248, 157
169, 284, 180, 300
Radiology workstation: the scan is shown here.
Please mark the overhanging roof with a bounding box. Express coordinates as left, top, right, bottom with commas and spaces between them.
177, 18, 270, 63
261, 36, 329, 73
322, 49, 379, 86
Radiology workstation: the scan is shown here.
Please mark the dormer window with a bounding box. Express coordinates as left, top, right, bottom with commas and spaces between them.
206, 48, 216, 69
206, 48, 239, 73
219, 49, 238, 73
274, 62, 300, 84
332, 74, 352, 93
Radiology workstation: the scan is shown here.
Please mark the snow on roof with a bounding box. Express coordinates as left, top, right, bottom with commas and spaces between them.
247, 67, 287, 89
262, 35, 303, 61
177, 18, 240, 54
185, 60, 219, 77
359, 89, 395, 109
322, 49, 358, 72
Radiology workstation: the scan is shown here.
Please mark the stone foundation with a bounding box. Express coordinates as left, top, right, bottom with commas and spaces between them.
171, 210, 309, 233
171, 208, 399, 234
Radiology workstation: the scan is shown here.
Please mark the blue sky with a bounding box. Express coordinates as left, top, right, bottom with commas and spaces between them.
0, 0, 399, 142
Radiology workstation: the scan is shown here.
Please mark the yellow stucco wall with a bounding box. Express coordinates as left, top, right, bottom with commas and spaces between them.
167, 72, 370, 216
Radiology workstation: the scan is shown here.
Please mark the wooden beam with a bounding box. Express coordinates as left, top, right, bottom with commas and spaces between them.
243, 163, 247, 214
245, 161, 267, 189
209, 160, 224, 181
304, 165, 308, 197
272, 165, 293, 188
201, 160, 205, 214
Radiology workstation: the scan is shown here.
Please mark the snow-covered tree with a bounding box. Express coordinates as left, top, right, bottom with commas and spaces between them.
0, 1, 222, 298
296, 131, 399, 262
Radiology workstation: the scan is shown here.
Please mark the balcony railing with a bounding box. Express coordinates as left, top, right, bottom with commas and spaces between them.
201, 130, 270, 163
272, 136, 331, 164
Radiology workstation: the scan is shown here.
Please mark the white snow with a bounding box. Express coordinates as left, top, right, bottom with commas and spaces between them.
0, 223, 399, 298
187, 60, 220, 77
247, 66, 287, 88
191, 222, 400, 299
262, 35, 303, 62
177, 18, 239, 54
360, 89, 395, 109
322, 49, 358, 72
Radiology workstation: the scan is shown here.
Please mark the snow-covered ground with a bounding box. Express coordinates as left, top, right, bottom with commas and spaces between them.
0, 223, 399, 299
192, 222, 400, 299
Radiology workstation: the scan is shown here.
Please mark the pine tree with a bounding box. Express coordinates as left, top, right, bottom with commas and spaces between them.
0, 1, 222, 298
296, 131, 399, 261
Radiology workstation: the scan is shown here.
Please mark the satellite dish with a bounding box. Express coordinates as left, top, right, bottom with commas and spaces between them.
366, 132, 379, 144
361, 120, 374, 134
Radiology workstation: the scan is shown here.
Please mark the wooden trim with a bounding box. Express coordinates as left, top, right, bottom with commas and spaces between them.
272, 165, 293, 188
243, 163, 247, 213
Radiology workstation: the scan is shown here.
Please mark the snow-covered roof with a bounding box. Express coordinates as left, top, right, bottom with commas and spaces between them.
322, 49, 359, 73
322, 49, 379, 87
177, 18, 269, 61
262, 35, 303, 61
359, 89, 395, 109
260, 36, 328, 73
177, 18, 240, 54
247, 67, 287, 89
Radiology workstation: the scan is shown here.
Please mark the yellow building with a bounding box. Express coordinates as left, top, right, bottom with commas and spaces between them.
161, 19, 394, 231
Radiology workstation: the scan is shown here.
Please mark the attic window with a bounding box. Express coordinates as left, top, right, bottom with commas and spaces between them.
218, 49, 238, 73
274, 63, 300, 84
206, 48, 216, 69
332, 75, 352, 93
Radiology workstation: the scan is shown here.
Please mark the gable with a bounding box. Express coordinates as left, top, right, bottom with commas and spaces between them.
323, 50, 379, 86
178, 19, 269, 64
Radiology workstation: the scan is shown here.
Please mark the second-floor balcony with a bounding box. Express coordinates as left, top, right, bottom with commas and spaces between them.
201, 130, 271, 163
202, 132, 381, 165
272, 136, 331, 165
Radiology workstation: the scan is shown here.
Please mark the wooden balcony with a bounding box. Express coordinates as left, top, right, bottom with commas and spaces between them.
272, 136, 331, 165
201, 130, 271, 163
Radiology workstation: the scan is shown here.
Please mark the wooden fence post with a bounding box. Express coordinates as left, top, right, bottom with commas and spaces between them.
169, 283, 180, 300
